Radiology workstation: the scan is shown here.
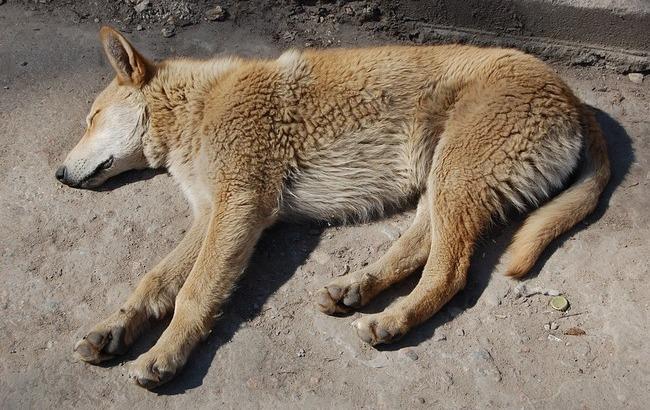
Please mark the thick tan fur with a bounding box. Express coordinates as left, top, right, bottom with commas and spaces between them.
65, 27, 610, 389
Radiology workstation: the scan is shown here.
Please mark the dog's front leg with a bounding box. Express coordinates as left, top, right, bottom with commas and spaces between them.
129, 188, 275, 389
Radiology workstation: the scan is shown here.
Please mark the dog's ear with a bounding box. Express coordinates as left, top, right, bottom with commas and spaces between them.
99, 26, 152, 87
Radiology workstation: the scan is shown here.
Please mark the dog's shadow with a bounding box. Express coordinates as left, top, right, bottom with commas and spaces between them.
117, 107, 632, 393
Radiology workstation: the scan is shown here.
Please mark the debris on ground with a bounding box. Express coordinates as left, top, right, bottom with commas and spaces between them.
564, 327, 587, 336
205, 5, 227, 22
550, 296, 570, 312
628, 73, 644, 84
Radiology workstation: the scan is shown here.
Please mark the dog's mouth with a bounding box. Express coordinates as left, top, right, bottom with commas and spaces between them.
77, 156, 114, 188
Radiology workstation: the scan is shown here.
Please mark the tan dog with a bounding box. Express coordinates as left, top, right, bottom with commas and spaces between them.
60, 27, 610, 389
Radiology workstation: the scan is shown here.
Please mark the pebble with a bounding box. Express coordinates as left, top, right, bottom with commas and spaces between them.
401, 348, 418, 361
161, 26, 176, 38
337, 263, 350, 276
418, 397, 426, 404
380, 225, 401, 241
206, 5, 227, 21
470, 349, 502, 382
550, 322, 559, 330
628, 73, 644, 84
134, 0, 150, 13
433, 331, 447, 342
455, 328, 465, 337
136, 24, 144, 31
297, 348, 306, 357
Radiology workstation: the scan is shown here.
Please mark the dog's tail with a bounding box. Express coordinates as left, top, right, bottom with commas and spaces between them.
504, 106, 611, 278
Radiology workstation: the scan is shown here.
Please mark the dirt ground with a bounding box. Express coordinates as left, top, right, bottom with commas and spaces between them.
1, 1, 649, 409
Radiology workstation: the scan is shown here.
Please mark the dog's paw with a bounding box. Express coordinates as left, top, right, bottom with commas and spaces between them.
129, 350, 179, 390
352, 313, 407, 345
74, 325, 128, 364
316, 280, 363, 315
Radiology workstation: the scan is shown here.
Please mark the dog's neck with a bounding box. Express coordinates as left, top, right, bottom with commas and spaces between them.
141, 57, 243, 168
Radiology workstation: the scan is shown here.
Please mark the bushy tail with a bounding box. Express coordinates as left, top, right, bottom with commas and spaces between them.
504, 106, 611, 278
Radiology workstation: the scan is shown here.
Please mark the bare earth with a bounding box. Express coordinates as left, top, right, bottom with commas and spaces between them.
1, 3, 649, 409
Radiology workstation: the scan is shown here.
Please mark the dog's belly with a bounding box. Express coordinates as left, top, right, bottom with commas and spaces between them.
281, 126, 431, 222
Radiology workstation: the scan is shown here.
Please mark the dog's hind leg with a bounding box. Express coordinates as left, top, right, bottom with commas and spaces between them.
352, 140, 492, 345
316, 195, 431, 314
74, 212, 209, 364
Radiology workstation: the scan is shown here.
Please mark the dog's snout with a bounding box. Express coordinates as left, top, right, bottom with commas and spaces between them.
55, 165, 66, 182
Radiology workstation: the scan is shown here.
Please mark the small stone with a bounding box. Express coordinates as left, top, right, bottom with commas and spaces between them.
550, 322, 559, 330
401, 348, 418, 361
470, 349, 501, 382
456, 328, 465, 337
93, 18, 100, 23
20, 61, 27, 66
297, 348, 306, 357
544, 289, 561, 297
337, 263, 350, 276
380, 225, 401, 241
418, 397, 426, 404
544, 323, 551, 331
564, 327, 586, 336
161, 26, 175, 38
548, 334, 562, 342
433, 332, 447, 341
206, 5, 227, 22
628, 73, 644, 84
136, 24, 143, 31
134, 0, 150, 13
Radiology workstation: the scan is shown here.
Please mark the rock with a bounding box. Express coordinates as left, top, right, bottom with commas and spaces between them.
550, 322, 559, 330
358, 3, 381, 23
161, 26, 176, 38
564, 327, 586, 336
336, 263, 350, 276
401, 348, 418, 361
547, 334, 562, 342
455, 328, 465, 337
470, 349, 502, 382
134, 0, 150, 14
136, 24, 143, 31
433, 331, 446, 342
297, 348, 306, 357
380, 225, 401, 241
417, 397, 426, 404
206, 5, 227, 22
628, 73, 644, 84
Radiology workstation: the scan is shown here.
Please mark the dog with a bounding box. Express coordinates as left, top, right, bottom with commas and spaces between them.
58, 26, 610, 389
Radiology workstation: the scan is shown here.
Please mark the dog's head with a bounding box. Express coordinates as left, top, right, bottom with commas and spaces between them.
56, 27, 153, 188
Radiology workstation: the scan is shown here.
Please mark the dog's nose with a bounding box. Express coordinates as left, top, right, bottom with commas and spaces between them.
55, 165, 66, 182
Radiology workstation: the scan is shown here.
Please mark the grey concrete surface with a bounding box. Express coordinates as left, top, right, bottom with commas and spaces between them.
1, 3, 649, 409
393, 0, 650, 52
